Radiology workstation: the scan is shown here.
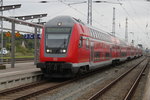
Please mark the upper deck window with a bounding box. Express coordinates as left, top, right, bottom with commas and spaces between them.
46, 27, 71, 33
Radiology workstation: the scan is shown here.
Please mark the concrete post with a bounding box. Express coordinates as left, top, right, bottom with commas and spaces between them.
11, 20, 15, 68
0, 0, 3, 65
34, 27, 37, 65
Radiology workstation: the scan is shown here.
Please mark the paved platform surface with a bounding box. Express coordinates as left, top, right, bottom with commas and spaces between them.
0, 62, 42, 91
0, 62, 39, 74
143, 64, 150, 100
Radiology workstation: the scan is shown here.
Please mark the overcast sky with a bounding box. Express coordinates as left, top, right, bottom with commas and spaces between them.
2, 0, 150, 48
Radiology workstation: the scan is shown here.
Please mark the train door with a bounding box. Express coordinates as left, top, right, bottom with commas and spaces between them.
90, 42, 94, 63
110, 46, 112, 58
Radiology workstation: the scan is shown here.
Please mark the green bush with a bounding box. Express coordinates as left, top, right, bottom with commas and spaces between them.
15, 46, 34, 56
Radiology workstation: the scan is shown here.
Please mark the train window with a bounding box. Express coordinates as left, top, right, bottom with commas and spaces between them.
90, 29, 92, 36
91, 29, 93, 34
93, 33, 95, 38
94, 52, 100, 61
95, 33, 97, 38
92, 32, 94, 37
121, 52, 126, 57
91, 29, 93, 36
97, 34, 99, 39
46, 27, 71, 33
90, 32, 92, 37
79, 36, 83, 48
86, 38, 90, 49
94, 33, 97, 38
106, 53, 110, 57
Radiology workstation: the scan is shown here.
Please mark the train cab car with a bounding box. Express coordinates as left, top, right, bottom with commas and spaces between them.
37, 16, 91, 77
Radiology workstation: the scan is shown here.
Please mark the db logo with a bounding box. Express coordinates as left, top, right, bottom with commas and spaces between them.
53, 58, 58, 61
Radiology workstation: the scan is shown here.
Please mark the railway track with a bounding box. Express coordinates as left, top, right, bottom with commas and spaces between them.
0, 79, 76, 100
88, 57, 149, 100
0, 57, 145, 100
0, 69, 102, 100
0, 60, 121, 100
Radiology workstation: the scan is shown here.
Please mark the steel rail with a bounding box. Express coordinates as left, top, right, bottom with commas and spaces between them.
14, 78, 79, 100
123, 59, 149, 100
0, 72, 91, 99
88, 58, 146, 100
9, 60, 122, 99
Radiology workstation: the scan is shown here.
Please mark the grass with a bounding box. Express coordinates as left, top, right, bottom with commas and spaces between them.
3, 56, 34, 59
1, 48, 36, 59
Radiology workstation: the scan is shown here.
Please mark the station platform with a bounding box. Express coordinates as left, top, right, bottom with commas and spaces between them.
0, 62, 39, 74
0, 62, 42, 91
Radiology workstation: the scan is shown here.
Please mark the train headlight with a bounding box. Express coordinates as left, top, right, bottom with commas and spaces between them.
62, 49, 66, 53
46, 49, 50, 53
60, 49, 66, 53
46, 49, 52, 53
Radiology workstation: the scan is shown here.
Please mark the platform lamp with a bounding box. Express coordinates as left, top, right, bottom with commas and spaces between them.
0, 4, 21, 11
0, 3, 21, 66
11, 13, 47, 20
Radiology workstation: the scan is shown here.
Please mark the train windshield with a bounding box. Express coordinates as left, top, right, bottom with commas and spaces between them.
45, 27, 72, 48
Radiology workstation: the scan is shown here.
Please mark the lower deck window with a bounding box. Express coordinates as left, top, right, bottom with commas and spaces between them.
94, 52, 100, 61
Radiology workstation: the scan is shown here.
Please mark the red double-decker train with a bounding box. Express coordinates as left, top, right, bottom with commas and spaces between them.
37, 16, 143, 78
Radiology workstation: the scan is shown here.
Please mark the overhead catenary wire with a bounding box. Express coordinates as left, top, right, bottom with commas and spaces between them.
117, 0, 150, 47
2, 0, 150, 48
118, 1, 145, 33
92, 7, 112, 31
126, 0, 150, 36
57, 0, 111, 32
58, 0, 87, 17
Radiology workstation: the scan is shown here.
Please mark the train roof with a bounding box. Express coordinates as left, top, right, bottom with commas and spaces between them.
45, 16, 84, 27
86, 24, 128, 46
45, 16, 128, 47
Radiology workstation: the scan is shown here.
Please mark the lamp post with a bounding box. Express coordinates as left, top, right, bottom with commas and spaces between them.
0, 0, 3, 65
